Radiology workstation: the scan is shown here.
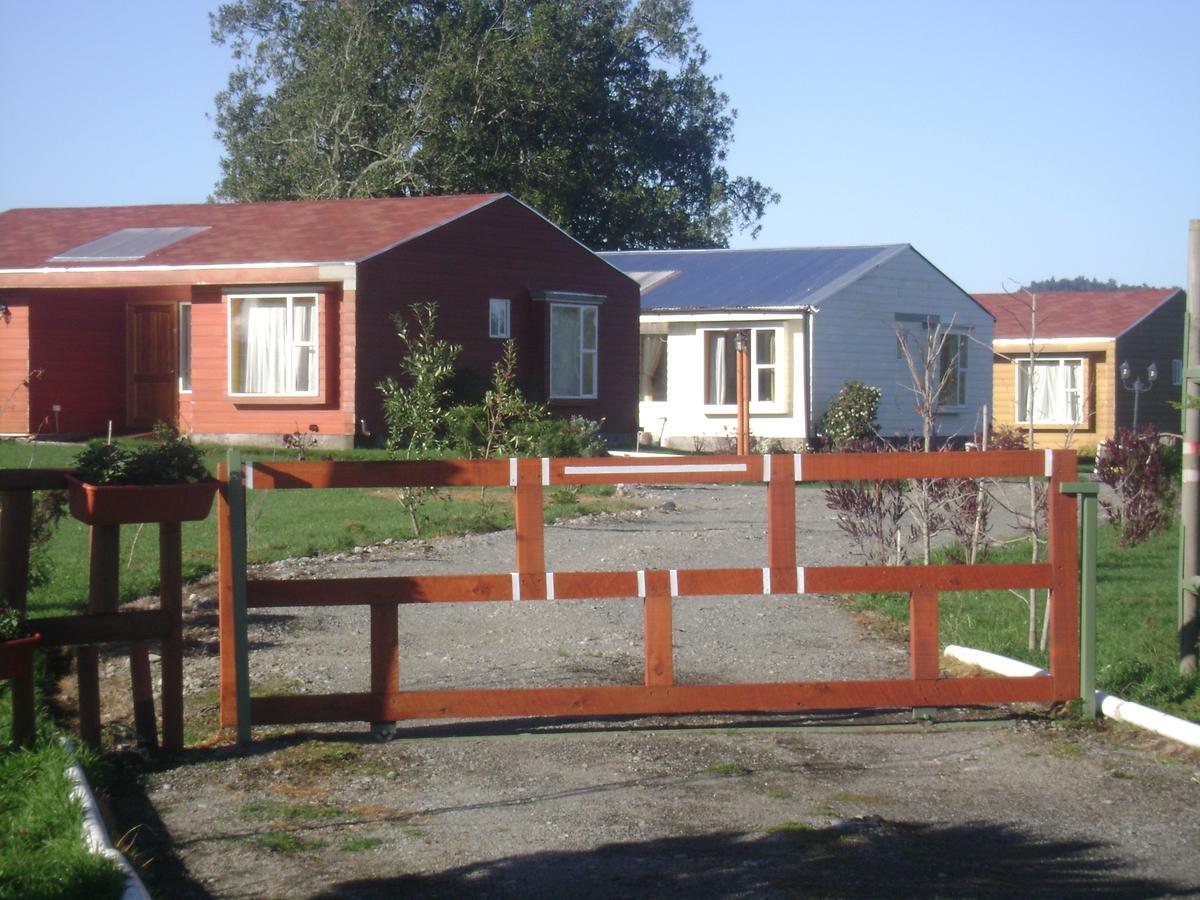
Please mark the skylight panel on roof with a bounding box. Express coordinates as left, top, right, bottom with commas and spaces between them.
50, 226, 210, 262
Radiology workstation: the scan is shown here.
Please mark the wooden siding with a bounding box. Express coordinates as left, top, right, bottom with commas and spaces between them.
0, 294, 31, 432
355, 196, 639, 440
28, 290, 126, 434
1114, 290, 1185, 434
183, 284, 346, 439
808, 248, 994, 438
990, 346, 1112, 450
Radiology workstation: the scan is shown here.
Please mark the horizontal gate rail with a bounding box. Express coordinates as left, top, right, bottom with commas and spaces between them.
218, 449, 1080, 740
244, 564, 1054, 608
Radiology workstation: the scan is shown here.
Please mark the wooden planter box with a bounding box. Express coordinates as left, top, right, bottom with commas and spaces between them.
0, 633, 39, 679
66, 475, 219, 526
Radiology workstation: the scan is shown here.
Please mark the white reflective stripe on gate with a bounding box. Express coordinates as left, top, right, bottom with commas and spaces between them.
637, 570, 647, 598
542, 457, 551, 485
509, 457, 518, 487
1044, 449, 1054, 477
797, 566, 806, 593
794, 453, 803, 481
762, 567, 771, 594
561, 463, 748, 476
546, 572, 555, 600
511, 572, 520, 602
762, 455, 771, 482
669, 569, 679, 597
244, 462, 254, 491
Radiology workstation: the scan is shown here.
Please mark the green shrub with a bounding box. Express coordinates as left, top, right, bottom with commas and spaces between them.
72, 425, 209, 485
515, 415, 606, 458
819, 380, 880, 447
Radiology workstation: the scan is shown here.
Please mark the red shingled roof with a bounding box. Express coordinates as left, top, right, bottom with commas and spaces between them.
0, 194, 504, 270
973, 290, 1182, 341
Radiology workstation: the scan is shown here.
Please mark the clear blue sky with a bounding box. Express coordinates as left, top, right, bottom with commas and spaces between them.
1, 0, 1196, 293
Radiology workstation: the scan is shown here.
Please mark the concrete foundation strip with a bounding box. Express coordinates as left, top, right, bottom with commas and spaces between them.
943, 645, 1200, 749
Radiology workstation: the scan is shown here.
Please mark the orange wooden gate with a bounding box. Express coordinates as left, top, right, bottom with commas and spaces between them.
217, 450, 1080, 738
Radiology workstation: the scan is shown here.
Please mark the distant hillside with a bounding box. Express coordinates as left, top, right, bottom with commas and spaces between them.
1027, 276, 1175, 292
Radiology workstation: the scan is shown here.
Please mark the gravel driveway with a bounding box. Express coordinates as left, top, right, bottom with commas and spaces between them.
99, 482, 1200, 898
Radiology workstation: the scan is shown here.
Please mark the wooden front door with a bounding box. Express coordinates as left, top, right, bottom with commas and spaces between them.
127, 303, 177, 430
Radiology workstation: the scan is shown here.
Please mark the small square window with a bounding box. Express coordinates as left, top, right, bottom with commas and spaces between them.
489, 298, 511, 339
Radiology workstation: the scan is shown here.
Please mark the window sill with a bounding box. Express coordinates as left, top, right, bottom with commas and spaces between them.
230, 395, 326, 406
703, 404, 789, 416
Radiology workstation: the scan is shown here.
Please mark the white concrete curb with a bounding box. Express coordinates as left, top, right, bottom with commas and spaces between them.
943, 645, 1200, 751
62, 742, 151, 900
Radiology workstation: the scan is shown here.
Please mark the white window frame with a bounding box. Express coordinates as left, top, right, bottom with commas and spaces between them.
549, 302, 598, 399
178, 301, 192, 394
701, 326, 784, 413
489, 298, 511, 339
227, 291, 320, 398
1015, 356, 1085, 425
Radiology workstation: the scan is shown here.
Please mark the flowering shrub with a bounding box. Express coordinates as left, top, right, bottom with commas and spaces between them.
819, 381, 880, 448
0, 603, 27, 641
1095, 426, 1175, 546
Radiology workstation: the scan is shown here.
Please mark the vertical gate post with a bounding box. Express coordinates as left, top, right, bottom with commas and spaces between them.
513, 458, 546, 599
224, 452, 252, 745
642, 570, 674, 686
79, 524, 121, 746
159, 521, 184, 750
1061, 481, 1100, 718
369, 601, 400, 739
1, 488, 36, 746
1047, 450, 1081, 701
767, 453, 798, 592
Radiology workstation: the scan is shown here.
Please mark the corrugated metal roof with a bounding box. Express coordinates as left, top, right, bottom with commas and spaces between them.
973, 289, 1183, 341
0, 194, 505, 270
599, 245, 909, 310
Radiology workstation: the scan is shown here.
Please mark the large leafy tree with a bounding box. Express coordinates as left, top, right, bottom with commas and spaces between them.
210, 0, 777, 248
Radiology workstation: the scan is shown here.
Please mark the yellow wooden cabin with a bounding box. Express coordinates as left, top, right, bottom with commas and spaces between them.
973, 289, 1185, 451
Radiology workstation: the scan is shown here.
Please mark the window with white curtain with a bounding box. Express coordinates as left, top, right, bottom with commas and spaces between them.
228, 293, 318, 396
704, 328, 777, 406
1015, 357, 1084, 424
549, 304, 598, 398
489, 298, 511, 338
640, 334, 668, 401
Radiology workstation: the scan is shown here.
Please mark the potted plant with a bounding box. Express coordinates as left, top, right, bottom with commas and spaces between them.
0, 603, 38, 680
66, 424, 218, 526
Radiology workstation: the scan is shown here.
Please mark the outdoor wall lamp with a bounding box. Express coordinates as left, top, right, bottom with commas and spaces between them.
1120, 359, 1158, 429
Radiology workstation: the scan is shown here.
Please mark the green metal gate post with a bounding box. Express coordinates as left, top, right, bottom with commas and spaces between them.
227, 451, 252, 744
1061, 482, 1099, 718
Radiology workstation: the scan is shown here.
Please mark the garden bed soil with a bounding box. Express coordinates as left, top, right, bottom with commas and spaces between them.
83, 482, 1200, 898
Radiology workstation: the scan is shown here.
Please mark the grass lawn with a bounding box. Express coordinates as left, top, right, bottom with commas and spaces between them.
0, 735, 124, 900
848, 520, 1200, 722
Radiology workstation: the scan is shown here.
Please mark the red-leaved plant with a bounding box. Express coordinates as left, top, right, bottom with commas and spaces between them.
1095, 426, 1175, 546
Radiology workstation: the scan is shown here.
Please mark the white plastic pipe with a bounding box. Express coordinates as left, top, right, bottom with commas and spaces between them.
62, 743, 151, 900
944, 644, 1047, 678
943, 645, 1200, 750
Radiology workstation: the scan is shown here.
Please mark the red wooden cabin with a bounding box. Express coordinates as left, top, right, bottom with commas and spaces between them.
0, 194, 638, 447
